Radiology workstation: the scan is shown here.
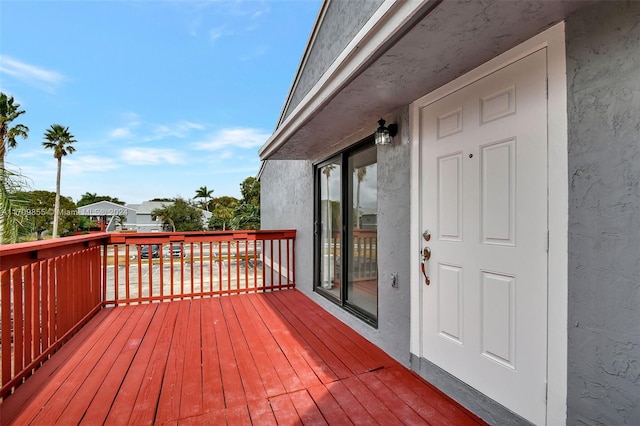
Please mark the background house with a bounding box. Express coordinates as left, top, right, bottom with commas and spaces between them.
76, 201, 135, 232
124, 201, 174, 232
259, 1, 639, 424
79, 200, 211, 232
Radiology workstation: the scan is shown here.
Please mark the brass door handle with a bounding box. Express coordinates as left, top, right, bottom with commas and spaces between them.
421, 261, 430, 286
421, 246, 431, 285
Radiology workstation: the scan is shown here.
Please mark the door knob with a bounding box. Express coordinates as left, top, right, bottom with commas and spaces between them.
423, 230, 431, 241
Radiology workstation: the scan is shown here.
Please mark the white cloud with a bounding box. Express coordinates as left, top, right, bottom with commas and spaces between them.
150, 121, 205, 140
120, 148, 186, 165
0, 56, 65, 92
187, 15, 202, 37
209, 26, 225, 41
64, 155, 120, 174
123, 112, 142, 124
218, 150, 235, 160
108, 117, 204, 142
109, 127, 132, 139
193, 127, 270, 151
107, 112, 142, 139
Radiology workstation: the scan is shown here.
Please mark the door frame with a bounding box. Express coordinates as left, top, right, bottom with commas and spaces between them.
409, 23, 568, 424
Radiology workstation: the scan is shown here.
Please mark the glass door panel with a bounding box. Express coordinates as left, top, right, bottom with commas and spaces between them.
346, 146, 377, 318
318, 160, 342, 300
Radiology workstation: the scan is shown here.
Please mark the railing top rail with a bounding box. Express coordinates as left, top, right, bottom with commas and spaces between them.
0, 230, 296, 270
0, 233, 109, 260
108, 230, 296, 244
0, 233, 109, 271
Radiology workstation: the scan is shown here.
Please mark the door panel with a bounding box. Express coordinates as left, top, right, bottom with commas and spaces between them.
438, 263, 463, 344
480, 139, 516, 245
419, 49, 548, 424
438, 154, 463, 241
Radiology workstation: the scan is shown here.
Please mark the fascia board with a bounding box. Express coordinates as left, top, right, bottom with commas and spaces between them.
259, 0, 434, 160
275, 0, 331, 129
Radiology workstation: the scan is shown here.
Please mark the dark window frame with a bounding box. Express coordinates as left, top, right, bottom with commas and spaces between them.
314, 137, 378, 327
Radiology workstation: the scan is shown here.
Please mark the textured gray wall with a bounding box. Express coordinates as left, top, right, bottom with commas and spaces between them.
373, 107, 412, 364
283, 0, 384, 121
566, 2, 640, 424
261, 106, 412, 366
260, 160, 315, 293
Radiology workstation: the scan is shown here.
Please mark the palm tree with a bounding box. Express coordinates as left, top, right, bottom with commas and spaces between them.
0, 93, 29, 169
0, 167, 28, 244
42, 124, 76, 238
194, 186, 214, 211
0, 93, 29, 243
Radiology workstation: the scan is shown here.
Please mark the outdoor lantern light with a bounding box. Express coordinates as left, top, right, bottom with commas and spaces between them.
374, 118, 398, 145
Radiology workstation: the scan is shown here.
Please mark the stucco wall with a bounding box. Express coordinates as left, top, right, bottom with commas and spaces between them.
566, 2, 640, 424
373, 107, 412, 364
260, 159, 315, 293
283, 0, 384, 121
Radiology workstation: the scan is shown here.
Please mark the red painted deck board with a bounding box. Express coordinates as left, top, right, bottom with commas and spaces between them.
278, 289, 386, 372
200, 297, 225, 413
219, 297, 268, 403
228, 295, 287, 398
65, 303, 159, 424
103, 302, 170, 424
155, 299, 191, 423
1, 290, 487, 425
245, 293, 323, 390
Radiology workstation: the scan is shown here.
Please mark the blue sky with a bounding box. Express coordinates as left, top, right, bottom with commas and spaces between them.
0, 0, 320, 204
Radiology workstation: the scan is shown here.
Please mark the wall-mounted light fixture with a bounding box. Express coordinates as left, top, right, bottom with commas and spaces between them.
374, 118, 398, 145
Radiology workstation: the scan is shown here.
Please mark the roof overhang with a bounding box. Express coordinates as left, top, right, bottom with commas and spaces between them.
259, 0, 592, 161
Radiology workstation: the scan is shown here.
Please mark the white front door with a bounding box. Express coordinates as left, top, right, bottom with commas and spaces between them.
418, 48, 548, 424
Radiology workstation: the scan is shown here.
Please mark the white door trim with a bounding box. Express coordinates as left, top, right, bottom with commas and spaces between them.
409, 22, 568, 425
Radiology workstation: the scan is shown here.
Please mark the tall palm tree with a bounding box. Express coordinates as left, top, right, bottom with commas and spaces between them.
0, 93, 29, 243
194, 185, 214, 211
0, 92, 29, 169
42, 124, 76, 238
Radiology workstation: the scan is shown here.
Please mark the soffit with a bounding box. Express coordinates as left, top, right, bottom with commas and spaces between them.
262, 0, 592, 161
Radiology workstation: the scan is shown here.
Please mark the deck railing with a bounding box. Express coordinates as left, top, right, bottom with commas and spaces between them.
104, 230, 296, 305
0, 230, 295, 399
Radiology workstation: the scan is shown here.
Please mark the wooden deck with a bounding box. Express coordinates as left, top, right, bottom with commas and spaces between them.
1, 290, 485, 425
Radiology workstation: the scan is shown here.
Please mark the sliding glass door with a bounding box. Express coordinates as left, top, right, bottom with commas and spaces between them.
315, 141, 378, 324
346, 146, 377, 317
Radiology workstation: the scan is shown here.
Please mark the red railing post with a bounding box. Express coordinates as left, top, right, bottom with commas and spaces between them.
1, 270, 12, 390
24, 265, 33, 372
13, 267, 24, 375
31, 262, 41, 363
